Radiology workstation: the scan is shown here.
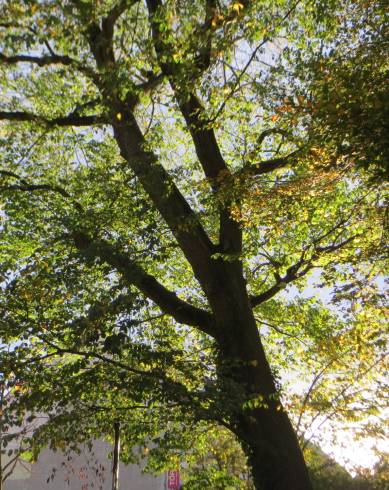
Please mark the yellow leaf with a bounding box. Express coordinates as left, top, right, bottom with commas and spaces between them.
232, 2, 244, 13
116, 112, 122, 121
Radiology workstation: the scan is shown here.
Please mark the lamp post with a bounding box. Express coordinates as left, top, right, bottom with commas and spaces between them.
112, 422, 120, 490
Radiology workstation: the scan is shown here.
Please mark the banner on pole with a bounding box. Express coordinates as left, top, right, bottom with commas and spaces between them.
166, 469, 180, 489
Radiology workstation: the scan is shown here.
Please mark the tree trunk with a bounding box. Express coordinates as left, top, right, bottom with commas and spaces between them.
235, 404, 313, 490
212, 263, 313, 490
220, 333, 313, 490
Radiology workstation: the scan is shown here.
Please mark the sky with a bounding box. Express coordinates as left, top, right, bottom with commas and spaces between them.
282, 272, 388, 473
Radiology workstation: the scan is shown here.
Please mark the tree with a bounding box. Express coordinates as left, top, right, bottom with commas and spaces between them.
0, 1, 387, 489
299, 0, 389, 181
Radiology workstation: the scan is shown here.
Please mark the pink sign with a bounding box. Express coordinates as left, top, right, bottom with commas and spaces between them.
167, 470, 180, 489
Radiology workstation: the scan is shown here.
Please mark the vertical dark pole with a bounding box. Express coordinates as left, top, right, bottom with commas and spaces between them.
112, 422, 120, 490
0, 443, 2, 490
0, 384, 4, 490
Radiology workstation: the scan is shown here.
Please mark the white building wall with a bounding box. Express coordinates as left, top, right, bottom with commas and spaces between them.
5, 440, 165, 490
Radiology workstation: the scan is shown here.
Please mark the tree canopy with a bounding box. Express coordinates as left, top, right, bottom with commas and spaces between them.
0, 1, 387, 489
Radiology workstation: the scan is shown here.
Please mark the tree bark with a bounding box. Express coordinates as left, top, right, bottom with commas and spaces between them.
236, 408, 313, 490
211, 262, 313, 490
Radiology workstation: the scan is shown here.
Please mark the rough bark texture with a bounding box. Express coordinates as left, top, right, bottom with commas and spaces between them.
239, 410, 313, 490
210, 264, 313, 490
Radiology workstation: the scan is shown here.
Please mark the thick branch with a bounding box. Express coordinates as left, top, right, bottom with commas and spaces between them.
238, 148, 302, 178
72, 0, 138, 68
112, 114, 218, 287
0, 52, 73, 66
250, 236, 357, 307
0, 111, 107, 127
146, 0, 227, 184
194, 0, 217, 71
0, 169, 84, 212
102, 0, 140, 35
250, 261, 312, 308
146, 0, 241, 254
40, 341, 210, 413
315, 235, 356, 254
73, 233, 215, 335
104, 0, 133, 26
76, 4, 227, 311
256, 128, 290, 148
45, 342, 160, 378
0, 47, 98, 82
